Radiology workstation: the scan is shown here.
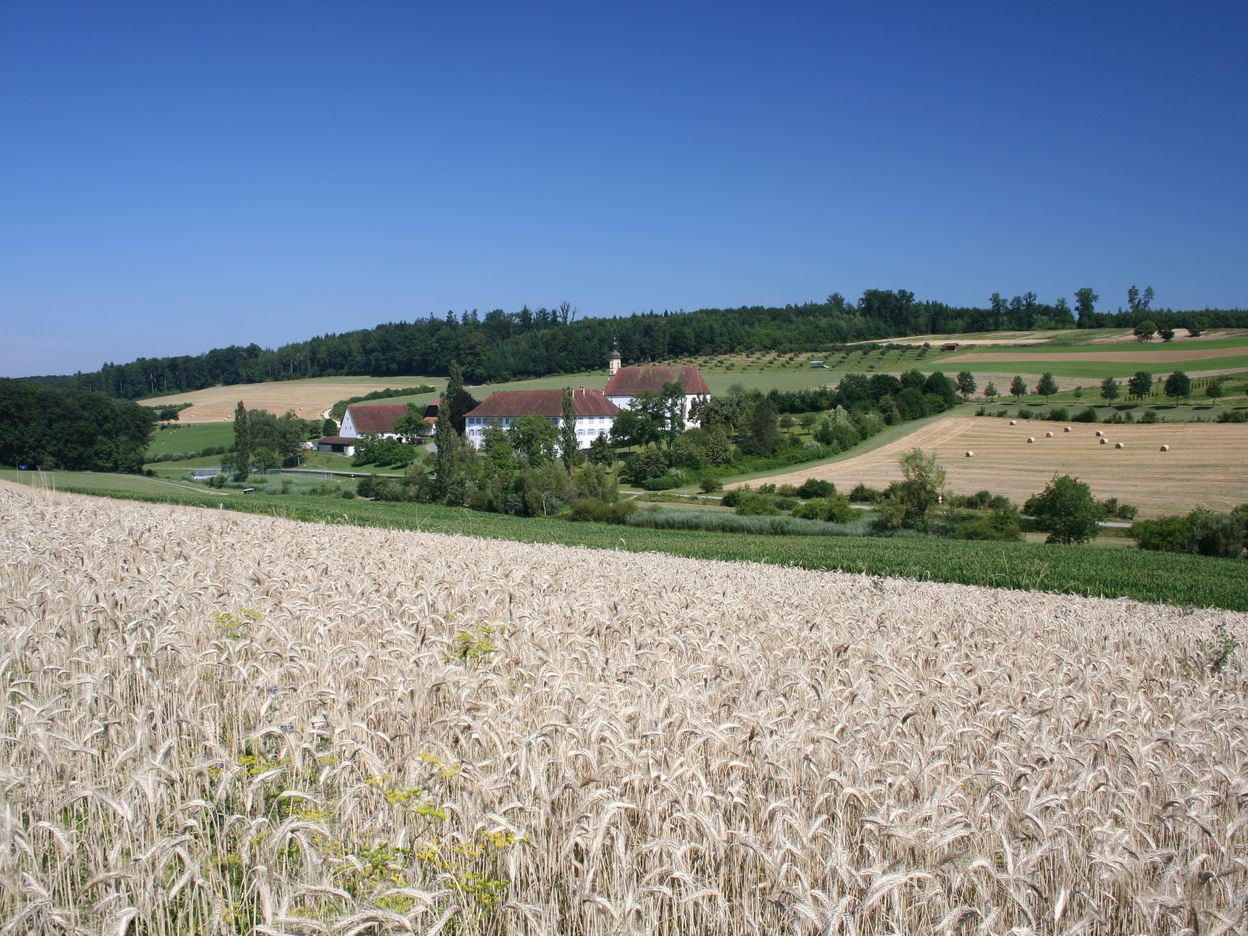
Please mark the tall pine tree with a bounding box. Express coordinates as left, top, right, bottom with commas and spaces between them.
232, 400, 251, 481
559, 388, 582, 469
432, 363, 466, 501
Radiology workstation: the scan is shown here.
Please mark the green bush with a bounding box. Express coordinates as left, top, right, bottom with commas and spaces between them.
849, 483, 884, 503
791, 495, 854, 523
956, 504, 1023, 541
797, 478, 836, 499
1046, 407, 1069, 422
640, 474, 681, 491
1188, 509, 1246, 558
1132, 515, 1191, 552
1073, 407, 1098, 423
569, 497, 636, 524
734, 493, 781, 516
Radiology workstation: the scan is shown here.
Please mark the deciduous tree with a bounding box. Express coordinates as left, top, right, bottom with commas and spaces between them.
1024, 475, 1099, 544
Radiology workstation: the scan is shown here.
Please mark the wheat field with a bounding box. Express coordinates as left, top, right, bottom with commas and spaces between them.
1, 482, 1246, 935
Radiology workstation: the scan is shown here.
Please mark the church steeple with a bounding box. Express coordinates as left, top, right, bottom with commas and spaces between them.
608, 340, 621, 376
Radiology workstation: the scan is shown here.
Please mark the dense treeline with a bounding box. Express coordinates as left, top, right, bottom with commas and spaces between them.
25, 289, 1248, 400
0, 379, 155, 472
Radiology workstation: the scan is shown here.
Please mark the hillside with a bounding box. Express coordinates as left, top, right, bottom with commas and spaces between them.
2, 484, 1246, 933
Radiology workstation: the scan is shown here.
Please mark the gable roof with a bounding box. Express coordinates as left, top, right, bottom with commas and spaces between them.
605, 364, 710, 397
465, 388, 620, 420
345, 404, 410, 434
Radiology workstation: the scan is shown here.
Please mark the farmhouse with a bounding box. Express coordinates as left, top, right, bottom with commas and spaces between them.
463, 388, 620, 450
604, 360, 711, 427
318, 402, 425, 456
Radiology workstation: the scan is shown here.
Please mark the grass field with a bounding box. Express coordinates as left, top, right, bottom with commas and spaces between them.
4, 473, 1246, 610
146, 420, 235, 456
748, 415, 1248, 517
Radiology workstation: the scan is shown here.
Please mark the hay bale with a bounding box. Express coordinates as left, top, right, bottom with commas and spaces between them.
965, 450, 974, 457
1045, 431, 1054, 438
1027, 437, 1036, 444
1095, 430, 1104, 437
1160, 444, 1170, 452
1116, 441, 1125, 449
1100, 437, 1109, 445
1064, 426, 1072, 432
1009, 420, 1017, 426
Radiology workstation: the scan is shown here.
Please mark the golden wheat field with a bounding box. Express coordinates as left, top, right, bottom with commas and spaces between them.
2, 483, 1246, 935
756, 416, 1248, 517
143, 377, 441, 422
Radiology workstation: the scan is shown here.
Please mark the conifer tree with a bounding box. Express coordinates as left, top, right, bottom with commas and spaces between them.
232, 400, 250, 481
559, 388, 583, 469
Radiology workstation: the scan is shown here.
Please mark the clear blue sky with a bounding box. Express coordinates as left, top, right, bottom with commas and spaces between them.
2, 0, 1245, 377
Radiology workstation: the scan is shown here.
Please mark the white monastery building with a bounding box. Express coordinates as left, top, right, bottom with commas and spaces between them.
603, 353, 712, 427
463, 389, 620, 450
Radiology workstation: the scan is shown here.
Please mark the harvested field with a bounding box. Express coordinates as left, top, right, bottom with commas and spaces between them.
143, 376, 440, 422
750, 415, 1248, 516
945, 347, 1247, 365
2, 484, 1247, 934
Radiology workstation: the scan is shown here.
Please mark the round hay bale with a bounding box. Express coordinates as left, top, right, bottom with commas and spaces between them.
1160, 444, 1170, 452
1045, 431, 1054, 438
1100, 437, 1109, 445
1009, 419, 1017, 426
1116, 441, 1125, 449
965, 450, 974, 457
1064, 426, 1072, 432
1095, 430, 1104, 437
1027, 436, 1036, 444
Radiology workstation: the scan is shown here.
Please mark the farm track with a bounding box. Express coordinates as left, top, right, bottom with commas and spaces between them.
1, 484, 1246, 934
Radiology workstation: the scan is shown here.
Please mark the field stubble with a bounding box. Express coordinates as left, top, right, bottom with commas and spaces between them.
753, 416, 1248, 517
1, 484, 1246, 934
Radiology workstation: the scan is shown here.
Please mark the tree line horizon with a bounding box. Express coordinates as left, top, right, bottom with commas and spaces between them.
23, 287, 1248, 400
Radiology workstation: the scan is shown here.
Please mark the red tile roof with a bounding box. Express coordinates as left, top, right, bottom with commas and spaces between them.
605, 364, 710, 397
465, 389, 620, 419
345, 404, 410, 434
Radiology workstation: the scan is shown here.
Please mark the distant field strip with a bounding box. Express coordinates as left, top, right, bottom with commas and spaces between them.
946, 347, 1248, 364
1, 484, 1245, 933
751, 415, 1248, 517
143, 376, 443, 421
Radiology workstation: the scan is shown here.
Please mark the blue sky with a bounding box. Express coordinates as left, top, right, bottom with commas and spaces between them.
2, 1, 1245, 377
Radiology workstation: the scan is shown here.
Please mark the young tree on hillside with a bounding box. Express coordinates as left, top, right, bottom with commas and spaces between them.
232, 400, 250, 481
956, 371, 977, 399
877, 448, 947, 531
1100, 376, 1121, 402
1128, 371, 1154, 399
1024, 475, 1099, 544
1133, 321, 1158, 342
1164, 371, 1191, 400
983, 381, 998, 401
1035, 372, 1059, 399
1009, 375, 1027, 399
393, 404, 430, 444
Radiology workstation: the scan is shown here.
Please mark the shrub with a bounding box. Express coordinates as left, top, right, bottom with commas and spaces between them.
734, 493, 781, 516
776, 484, 800, 497
569, 496, 636, 524
640, 474, 681, 491
791, 495, 853, 523
1187, 509, 1246, 559
1047, 407, 1069, 422
849, 483, 884, 503
1073, 407, 1098, 423
796, 478, 836, 499
1132, 515, 1191, 552
698, 475, 722, 493
719, 488, 745, 508
1024, 475, 1100, 544
956, 504, 1023, 541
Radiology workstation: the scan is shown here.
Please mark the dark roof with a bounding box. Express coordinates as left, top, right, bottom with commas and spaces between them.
318, 436, 358, 446
465, 389, 620, 419
345, 404, 409, 434
605, 364, 710, 397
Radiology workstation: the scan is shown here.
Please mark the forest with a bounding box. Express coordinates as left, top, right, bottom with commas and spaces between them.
23, 288, 1248, 400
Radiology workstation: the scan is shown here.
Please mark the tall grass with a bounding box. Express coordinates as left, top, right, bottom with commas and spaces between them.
625, 507, 880, 537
